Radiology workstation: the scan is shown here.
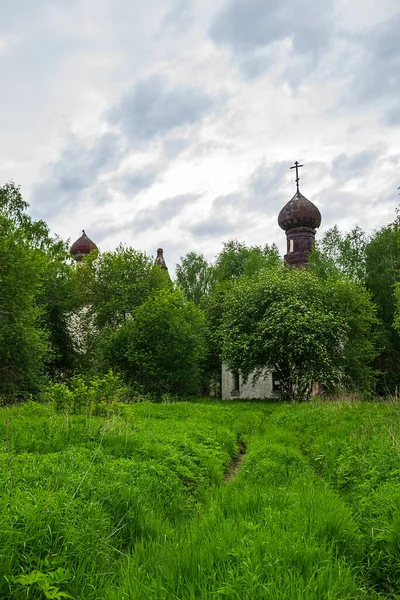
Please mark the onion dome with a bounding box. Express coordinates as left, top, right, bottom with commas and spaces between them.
155, 248, 168, 271
70, 230, 98, 262
278, 191, 321, 231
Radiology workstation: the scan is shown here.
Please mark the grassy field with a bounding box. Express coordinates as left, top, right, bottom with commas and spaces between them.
1, 399, 400, 599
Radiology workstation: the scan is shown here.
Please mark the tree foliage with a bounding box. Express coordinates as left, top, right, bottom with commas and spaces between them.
0, 183, 76, 395
99, 289, 206, 396
175, 252, 213, 305
310, 218, 400, 395
197, 240, 283, 390
75, 244, 172, 329
311, 225, 367, 283
221, 266, 377, 400
213, 239, 281, 283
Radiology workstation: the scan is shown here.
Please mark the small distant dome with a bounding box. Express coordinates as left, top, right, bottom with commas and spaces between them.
70, 230, 98, 262
155, 248, 168, 271
278, 191, 321, 231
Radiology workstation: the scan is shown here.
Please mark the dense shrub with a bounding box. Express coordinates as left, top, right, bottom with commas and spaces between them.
44, 371, 132, 415
100, 289, 206, 397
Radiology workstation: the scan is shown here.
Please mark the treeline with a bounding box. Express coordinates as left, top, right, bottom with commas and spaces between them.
1, 181, 400, 402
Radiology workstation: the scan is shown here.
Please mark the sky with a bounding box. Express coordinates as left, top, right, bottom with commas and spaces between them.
1, 0, 399, 274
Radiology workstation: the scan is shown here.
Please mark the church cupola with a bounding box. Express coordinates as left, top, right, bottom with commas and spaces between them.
70, 230, 98, 263
155, 248, 168, 271
278, 162, 321, 268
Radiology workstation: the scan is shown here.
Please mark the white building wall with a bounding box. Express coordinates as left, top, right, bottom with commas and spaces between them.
221, 363, 280, 400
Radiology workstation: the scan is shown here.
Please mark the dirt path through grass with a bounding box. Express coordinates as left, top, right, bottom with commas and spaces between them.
224, 440, 247, 481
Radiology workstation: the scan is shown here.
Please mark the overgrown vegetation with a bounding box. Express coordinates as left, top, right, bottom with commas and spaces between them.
2, 180, 400, 400
2, 399, 400, 599
221, 266, 377, 399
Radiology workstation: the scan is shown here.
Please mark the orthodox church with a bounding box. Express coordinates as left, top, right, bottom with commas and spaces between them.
221, 162, 322, 399
69, 162, 321, 400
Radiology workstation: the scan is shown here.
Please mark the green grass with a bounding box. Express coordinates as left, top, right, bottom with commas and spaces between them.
1, 399, 400, 599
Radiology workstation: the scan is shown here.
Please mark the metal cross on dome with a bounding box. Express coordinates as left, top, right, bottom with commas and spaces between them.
290, 161, 303, 193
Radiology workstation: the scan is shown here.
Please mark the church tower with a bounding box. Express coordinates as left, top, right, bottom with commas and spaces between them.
278, 162, 321, 267
154, 248, 168, 271
70, 230, 98, 263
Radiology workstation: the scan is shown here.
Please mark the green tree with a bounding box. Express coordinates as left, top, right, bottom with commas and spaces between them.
0, 184, 51, 396
366, 224, 400, 328
198, 240, 282, 392
221, 266, 377, 400
101, 289, 206, 396
311, 220, 400, 394
0, 182, 78, 394
75, 244, 171, 330
175, 252, 213, 305
311, 225, 367, 283
370, 223, 400, 392
213, 239, 281, 283
38, 238, 76, 378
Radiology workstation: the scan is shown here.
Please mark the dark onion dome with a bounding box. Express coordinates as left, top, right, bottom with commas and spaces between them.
70, 230, 98, 262
278, 190, 321, 231
155, 248, 168, 271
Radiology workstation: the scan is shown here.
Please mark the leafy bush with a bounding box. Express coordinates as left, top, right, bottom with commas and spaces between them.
45, 371, 133, 415
101, 289, 206, 397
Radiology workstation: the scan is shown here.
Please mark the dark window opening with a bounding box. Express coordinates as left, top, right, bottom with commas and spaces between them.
231, 371, 241, 396
233, 371, 240, 391
272, 372, 281, 391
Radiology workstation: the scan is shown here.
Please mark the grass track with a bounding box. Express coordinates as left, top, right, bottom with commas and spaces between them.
1, 400, 400, 599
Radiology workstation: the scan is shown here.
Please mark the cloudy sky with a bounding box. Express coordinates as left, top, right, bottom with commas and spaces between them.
1, 0, 399, 272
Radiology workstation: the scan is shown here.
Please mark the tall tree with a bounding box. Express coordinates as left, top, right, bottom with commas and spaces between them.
0, 182, 78, 393
0, 184, 50, 396
311, 225, 368, 283
311, 219, 400, 394
197, 240, 282, 391
369, 223, 400, 392
38, 238, 77, 378
175, 252, 213, 305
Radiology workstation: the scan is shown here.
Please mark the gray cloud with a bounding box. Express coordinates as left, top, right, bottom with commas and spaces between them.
162, 136, 191, 158
209, 161, 288, 217
249, 160, 288, 210
188, 161, 291, 241
68, 193, 200, 251
189, 217, 235, 239
55, 133, 121, 192
29, 68, 214, 220
160, 0, 194, 33
212, 192, 242, 212
108, 75, 217, 142
30, 132, 123, 217
314, 189, 358, 228
353, 16, 400, 103
385, 101, 400, 126
331, 149, 381, 183
338, 15, 400, 122
209, 0, 334, 78
131, 193, 200, 232
117, 165, 162, 195
314, 155, 399, 233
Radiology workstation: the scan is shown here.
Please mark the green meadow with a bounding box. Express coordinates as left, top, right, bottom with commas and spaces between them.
1, 399, 400, 599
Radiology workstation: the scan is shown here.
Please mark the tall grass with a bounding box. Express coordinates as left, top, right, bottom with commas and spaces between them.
1, 399, 400, 598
